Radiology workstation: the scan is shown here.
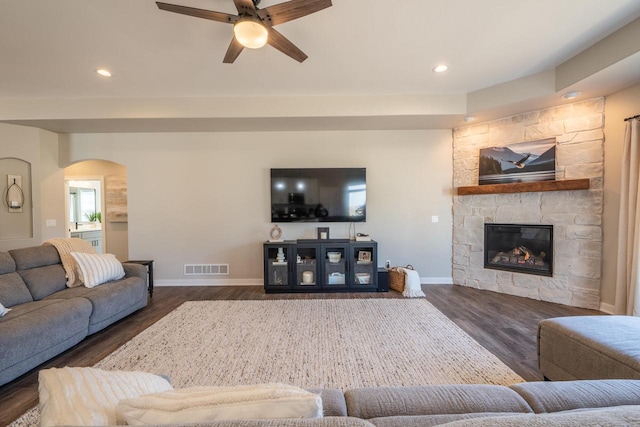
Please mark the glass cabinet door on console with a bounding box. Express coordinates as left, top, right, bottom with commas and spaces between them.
350, 242, 377, 290
263, 243, 294, 291
293, 243, 321, 291
321, 243, 349, 290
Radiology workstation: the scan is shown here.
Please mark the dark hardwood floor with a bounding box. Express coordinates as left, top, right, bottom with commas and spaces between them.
0, 284, 601, 426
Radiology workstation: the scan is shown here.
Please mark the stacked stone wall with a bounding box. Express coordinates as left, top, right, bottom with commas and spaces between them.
452, 98, 604, 309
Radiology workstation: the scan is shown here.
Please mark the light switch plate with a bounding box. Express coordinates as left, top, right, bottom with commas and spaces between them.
431, 215, 439, 223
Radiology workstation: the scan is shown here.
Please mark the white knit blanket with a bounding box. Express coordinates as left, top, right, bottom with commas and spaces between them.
402, 267, 426, 298
44, 238, 96, 287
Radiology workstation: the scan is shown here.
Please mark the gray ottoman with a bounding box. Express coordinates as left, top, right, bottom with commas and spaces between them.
538, 315, 640, 381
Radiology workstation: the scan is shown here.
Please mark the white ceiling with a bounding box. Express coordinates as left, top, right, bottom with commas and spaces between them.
1, 0, 640, 132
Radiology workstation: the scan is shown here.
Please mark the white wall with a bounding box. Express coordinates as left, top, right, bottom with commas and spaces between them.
61, 130, 453, 284
0, 123, 65, 250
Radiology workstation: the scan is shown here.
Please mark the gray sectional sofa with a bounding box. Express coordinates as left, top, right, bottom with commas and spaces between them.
0, 244, 148, 386
321, 381, 640, 426
70, 380, 640, 426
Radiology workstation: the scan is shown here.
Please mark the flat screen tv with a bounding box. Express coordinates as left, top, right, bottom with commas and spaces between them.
271, 168, 366, 222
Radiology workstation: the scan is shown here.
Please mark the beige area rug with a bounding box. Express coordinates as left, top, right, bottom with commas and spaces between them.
11, 299, 523, 426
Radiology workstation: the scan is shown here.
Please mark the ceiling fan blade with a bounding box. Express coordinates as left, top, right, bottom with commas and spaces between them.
223, 37, 244, 63
267, 27, 307, 62
156, 2, 238, 24
258, 0, 332, 26
232, 0, 257, 15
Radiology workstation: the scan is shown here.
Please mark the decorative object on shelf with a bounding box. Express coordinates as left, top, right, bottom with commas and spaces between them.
355, 273, 370, 284
269, 224, 283, 242
317, 227, 329, 240
478, 138, 556, 185
296, 254, 302, 263
276, 247, 286, 263
358, 251, 372, 262
5, 175, 24, 213
302, 271, 314, 284
355, 233, 371, 242
328, 272, 345, 285
327, 252, 341, 263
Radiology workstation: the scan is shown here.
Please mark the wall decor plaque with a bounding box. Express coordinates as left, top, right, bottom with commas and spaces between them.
105, 175, 128, 222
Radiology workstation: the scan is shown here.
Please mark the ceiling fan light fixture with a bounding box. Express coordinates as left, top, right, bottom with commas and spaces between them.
233, 19, 268, 49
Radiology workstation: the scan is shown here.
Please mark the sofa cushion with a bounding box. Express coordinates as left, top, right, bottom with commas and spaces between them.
118, 384, 323, 425
345, 385, 532, 420
0, 298, 91, 387
130, 419, 377, 427
17, 264, 67, 301
9, 245, 60, 270
43, 276, 147, 334
39, 367, 173, 427
0, 271, 33, 307
0, 251, 16, 274
367, 413, 519, 427
510, 379, 640, 413
71, 252, 125, 288
434, 405, 640, 426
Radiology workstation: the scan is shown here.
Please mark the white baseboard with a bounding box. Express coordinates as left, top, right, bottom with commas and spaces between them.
599, 302, 616, 314
156, 277, 454, 287
155, 279, 262, 287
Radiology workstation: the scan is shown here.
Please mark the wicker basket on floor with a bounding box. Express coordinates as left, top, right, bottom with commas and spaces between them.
388, 265, 414, 292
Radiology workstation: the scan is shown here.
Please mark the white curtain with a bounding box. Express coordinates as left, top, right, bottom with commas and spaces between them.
615, 117, 640, 315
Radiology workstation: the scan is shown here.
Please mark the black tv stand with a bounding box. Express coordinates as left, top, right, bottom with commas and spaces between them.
263, 240, 379, 293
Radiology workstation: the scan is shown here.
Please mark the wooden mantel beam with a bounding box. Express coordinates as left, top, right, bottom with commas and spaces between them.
456, 179, 590, 196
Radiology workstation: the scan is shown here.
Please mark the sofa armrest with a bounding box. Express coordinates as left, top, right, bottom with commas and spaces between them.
122, 263, 147, 284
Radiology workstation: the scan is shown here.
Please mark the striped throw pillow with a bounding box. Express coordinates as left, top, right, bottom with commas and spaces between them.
70, 252, 125, 288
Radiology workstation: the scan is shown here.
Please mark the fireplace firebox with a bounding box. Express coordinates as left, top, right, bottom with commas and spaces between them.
484, 223, 553, 277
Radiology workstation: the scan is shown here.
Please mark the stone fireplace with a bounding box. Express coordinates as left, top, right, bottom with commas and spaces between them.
484, 224, 553, 277
452, 98, 604, 310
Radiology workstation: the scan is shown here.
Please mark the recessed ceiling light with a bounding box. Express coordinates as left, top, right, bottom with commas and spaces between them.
95, 68, 112, 77
562, 91, 581, 99
433, 64, 448, 73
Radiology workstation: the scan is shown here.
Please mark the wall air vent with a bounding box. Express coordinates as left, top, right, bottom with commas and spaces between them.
184, 264, 229, 276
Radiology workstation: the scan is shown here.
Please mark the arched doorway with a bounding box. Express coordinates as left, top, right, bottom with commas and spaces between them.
64, 160, 129, 261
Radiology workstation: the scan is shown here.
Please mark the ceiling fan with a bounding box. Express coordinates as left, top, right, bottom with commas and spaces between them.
156, 0, 332, 63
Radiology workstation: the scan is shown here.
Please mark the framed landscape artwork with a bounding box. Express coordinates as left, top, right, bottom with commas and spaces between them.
478, 138, 557, 185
